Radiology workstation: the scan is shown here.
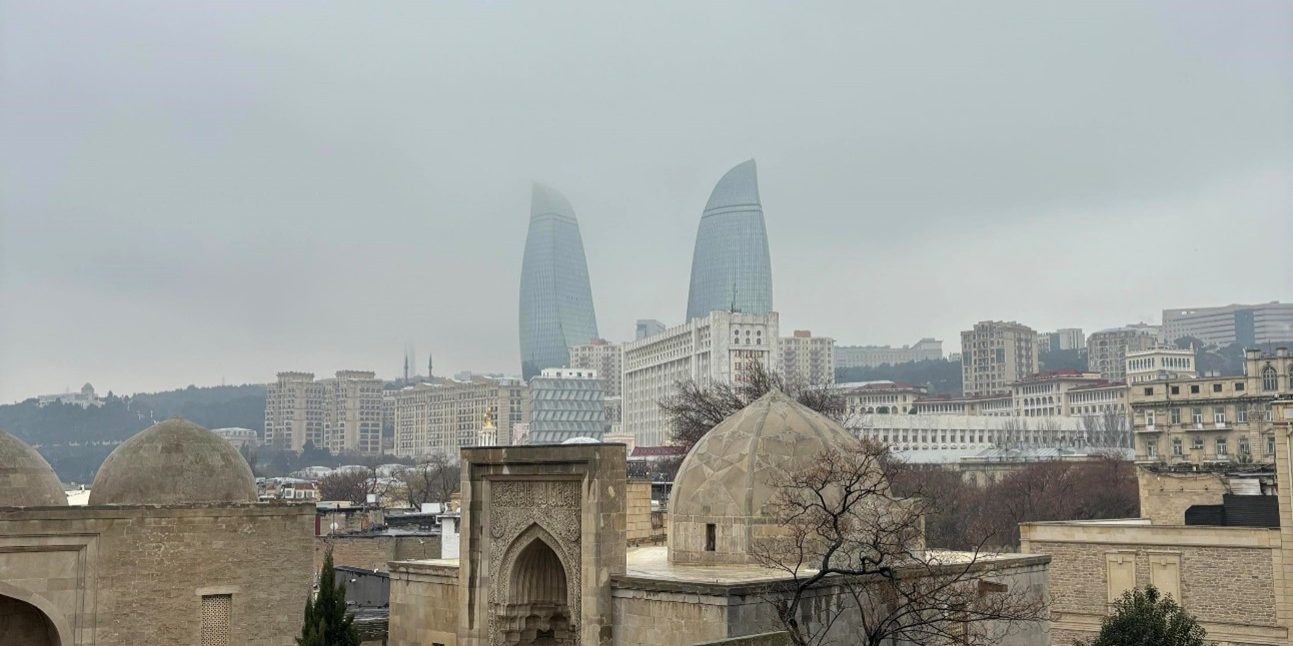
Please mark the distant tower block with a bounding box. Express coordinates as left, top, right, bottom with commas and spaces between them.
685, 159, 773, 321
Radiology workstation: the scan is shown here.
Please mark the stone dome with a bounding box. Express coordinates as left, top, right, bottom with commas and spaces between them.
668, 389, 862, 565
89, 418, 257, 505
0, 429, 67, 507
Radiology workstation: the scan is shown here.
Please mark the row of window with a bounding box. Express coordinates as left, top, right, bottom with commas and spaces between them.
1144, 435, 1273, 457
1144, 406, 1272, 426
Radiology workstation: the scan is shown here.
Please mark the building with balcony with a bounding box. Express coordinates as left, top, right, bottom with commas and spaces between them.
569, 338, 622, 397
1132, 348, 1293, 465
960, 321, 1039, 396
834, 381, 927, 417
777, 329, 834, 386
391, 376, 530, 459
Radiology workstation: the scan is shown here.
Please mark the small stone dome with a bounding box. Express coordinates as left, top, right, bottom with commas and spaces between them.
668, 390, 862, 565
0, 429, 67, 507
89, 418, 256, 505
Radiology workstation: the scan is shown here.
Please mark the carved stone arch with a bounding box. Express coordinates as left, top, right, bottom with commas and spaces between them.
494, 522, 578, 645
0, 580, 72, 646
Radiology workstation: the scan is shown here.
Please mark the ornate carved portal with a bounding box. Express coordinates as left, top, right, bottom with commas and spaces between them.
488, 480, 582, 646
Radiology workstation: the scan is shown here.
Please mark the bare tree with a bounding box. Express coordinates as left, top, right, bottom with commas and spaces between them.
660, 362, 844, 452
750, 442, 1046, 646
399, 454, 461, 509
318, 466, 388, 505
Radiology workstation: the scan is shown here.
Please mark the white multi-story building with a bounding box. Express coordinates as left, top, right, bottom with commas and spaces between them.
211, 427, 259, 449
528, 368, 607, 444
569, 338, 622, 397
834, 381, 927, 417
1086, 324, 1161, 382
851, 414, 1091, 452
1125, 348, 1197, 384
35, 383, 103, 408
960, 321, 1039, 397
778, 330, 835, 386
392, 377, 529, 459
622, 310, 780, 447
835, 338, 943, 369
265, 371, 383, 454
1162, 302, 1293, 347
1038, 328, 1085, 352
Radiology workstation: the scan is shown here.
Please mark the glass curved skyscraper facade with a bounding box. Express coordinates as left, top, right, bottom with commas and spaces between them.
518, 183, 599, 380
685, 159, 773, 321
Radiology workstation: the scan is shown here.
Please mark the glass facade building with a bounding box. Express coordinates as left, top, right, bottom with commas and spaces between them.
685, 159, 773, 321
527, 368, 607, 444
519, 183, 599, 380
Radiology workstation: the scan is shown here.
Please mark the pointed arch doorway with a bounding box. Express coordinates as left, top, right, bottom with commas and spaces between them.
497, 528, 575, 646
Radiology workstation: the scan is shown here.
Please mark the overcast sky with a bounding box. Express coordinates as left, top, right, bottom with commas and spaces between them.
2, 1, 1290, 402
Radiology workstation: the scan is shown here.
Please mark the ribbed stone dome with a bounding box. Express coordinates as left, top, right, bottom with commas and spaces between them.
668, 389, 862, 564
89, 418, 256, 505
0, 429, 67, 507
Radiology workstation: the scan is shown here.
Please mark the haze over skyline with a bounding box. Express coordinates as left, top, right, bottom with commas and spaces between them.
2, 1, 1291, 402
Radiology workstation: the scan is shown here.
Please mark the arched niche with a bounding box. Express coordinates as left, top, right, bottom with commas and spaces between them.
496, 524, 576, 646
0, 592, 63, 646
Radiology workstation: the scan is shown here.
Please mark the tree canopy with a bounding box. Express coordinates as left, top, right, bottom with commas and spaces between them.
1083, 585, 1210, 646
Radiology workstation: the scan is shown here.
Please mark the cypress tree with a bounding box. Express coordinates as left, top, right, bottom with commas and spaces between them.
297, 549, 361, 646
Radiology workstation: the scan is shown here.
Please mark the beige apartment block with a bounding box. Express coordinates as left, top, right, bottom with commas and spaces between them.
1126, 347, 1197, 384
1087, 324, 1160, 382
570, 338, 623, 397
776, 329, 835, 386
266, 370, 384, 454
960, 320, 1039, 396
834, 380, 927, 416
391, 376, 529, 459
1132, 348, 1292, 465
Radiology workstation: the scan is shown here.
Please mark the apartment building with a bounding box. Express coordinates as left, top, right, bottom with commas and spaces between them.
569, 338, 622, 397
1038, 328, 1085, 352
778, 330, 835, 386
1087, 324, 1161, 381
852, 413, 1089, 453
1163, 301, 1293, 347
622, 310, 780, 447
1132, 348, 1293, 465
960, 321, 1039, 396
265, 371, 383, 454
391, 377, 529, 459
835, 338, 943, 369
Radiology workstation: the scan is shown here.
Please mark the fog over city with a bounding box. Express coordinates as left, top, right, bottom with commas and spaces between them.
2, 0, 1290, 402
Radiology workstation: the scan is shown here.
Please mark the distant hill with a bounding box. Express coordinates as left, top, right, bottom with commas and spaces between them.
0, 383, 266, 484
836, 359, 962, 395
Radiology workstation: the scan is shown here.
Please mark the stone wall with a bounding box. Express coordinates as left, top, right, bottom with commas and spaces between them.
0, 503, 315, 646
626, 480, 666, 546
693, 632, 790, 646
611, 554, 1049, 646
1138, 468, 1227, 525
1022, 521, 1286, 646
388, 560, 460, 646
315, 533, 442, 573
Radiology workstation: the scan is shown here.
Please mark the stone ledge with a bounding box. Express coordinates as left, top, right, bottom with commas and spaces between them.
0, 503, 315, 521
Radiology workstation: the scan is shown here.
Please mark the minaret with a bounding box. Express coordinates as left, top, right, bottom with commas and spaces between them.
427, 354, 434, 379
403, 354, 410, 382
478, 406, 498, 446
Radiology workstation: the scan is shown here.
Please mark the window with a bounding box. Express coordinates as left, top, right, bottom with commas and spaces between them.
1235, 382, 1245, 392
1190, 385, 1200, 394
1268, 436, 1276, 455
1145, 411, 1155, 426
1170, 385, 1180, 395
1170, 408, 1181, 425
1238, 408, 1248, 423
1144, 387, 1155, 396
1214, 407, 1226, 424
1212, 383, 1223, 393
1239, 437, 1250, 455
1171, 438, 1183, 456
1216, 438, 1228, 456
201, 594, 233, 646
1263, 366, 1279, 391
1192, 436, 1204, 450
705, 523, 716, 551
1146, 441, 1157, 458
1192, 408, 1203, 425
